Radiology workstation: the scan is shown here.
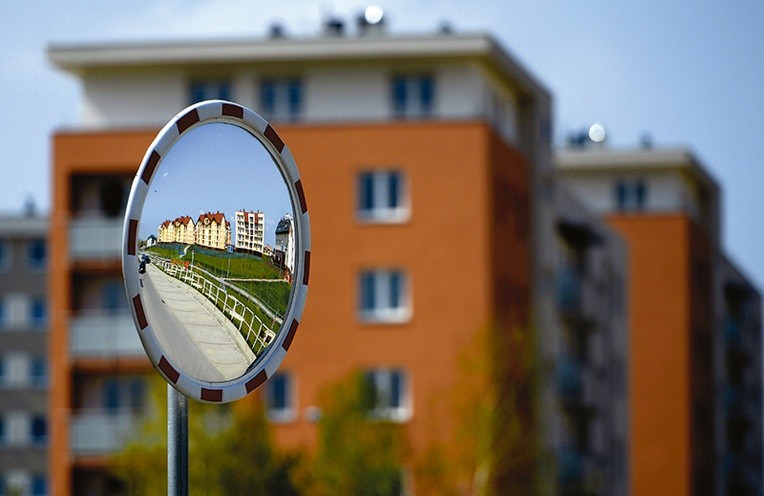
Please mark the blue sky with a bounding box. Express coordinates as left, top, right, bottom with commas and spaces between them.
2, 1, 764, 284
140, 122, 293, 246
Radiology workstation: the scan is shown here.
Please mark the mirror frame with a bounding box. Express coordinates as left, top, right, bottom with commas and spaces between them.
122, 100, 310, 403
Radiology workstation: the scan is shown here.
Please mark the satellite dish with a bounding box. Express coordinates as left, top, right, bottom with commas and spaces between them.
588, 123, 606, 143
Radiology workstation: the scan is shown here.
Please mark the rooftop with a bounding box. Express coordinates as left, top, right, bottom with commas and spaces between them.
47, 32, 550, 101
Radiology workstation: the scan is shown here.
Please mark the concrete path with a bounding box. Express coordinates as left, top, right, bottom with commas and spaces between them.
140, 264, 255, 382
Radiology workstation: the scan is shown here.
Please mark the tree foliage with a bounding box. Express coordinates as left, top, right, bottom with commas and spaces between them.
305, 372, 407, 496
110, 377, 300, 495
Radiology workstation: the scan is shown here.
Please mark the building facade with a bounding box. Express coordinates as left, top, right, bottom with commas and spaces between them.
49, 139, 151, 493
0, 213, 49, 496
195, 211, 230, 250
48, 26, 628, 494
273, 214, 295, 279
557, 147, 763, 496
235, 209, 265, 255
544, 186, 630, 496
157, 216, 195, 245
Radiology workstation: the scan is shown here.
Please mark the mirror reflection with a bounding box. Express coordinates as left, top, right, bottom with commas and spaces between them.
137, 122, 295, 383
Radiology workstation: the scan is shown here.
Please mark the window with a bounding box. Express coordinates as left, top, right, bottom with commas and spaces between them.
357, 171, 408, 222
103, 282, 127, 315
358, 269, 410, 323
614, 179, 647, 212
265, 372, 295, 422
27, 239, 46, 270
30, 357, 47, 388
30, 415, 47, 446
104, 380, 120, 412
0, 416, 5, 445
0, 298, 5, 329
129, 379, 146, 412
391, 75, 435, 118
189, 80, 231, 104
363, 369, 410, 421
0, 358, 5, 386
30, 298, 46, 329
101, 378, 145, 413
259, 79, 302, 121
31, 475, 47, 496
0, 241, 9, 272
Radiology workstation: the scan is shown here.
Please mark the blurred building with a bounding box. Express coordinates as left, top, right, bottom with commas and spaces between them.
48, 24, 628, 495
0, 213, 49, 495
557, 147, 763, 496
544, 186, 629, 495
49, 140, 149, 494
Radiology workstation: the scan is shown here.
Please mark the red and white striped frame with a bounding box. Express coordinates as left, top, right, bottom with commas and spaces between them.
122, 100, 310, 403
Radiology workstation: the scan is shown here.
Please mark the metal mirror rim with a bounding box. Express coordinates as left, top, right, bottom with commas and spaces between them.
121, 99, 311, 403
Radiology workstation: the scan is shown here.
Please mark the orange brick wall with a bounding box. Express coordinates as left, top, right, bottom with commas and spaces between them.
607, 214, 693, 496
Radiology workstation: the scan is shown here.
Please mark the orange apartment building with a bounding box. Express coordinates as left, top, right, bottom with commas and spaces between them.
558, 148, 763, 496
48, 23, 629, 495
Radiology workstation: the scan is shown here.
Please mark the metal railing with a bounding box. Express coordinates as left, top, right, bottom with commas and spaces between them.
151, 257, 276, 354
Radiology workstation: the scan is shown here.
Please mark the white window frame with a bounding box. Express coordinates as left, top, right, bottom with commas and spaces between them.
365, 368, 412, 422
265, 372, 297, 423
259, 78, 303, 122
358, 269, 411, 324
391, 74, 436, 119
357, 170, 410, 224
188, 79, 232, 104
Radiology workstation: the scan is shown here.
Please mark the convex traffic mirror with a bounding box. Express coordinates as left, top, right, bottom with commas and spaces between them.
122, 100, 310, 403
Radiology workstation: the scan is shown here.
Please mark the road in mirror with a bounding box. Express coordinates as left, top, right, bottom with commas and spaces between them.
137, 122, 295, 383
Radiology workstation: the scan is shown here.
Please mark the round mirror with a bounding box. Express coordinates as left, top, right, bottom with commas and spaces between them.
122, 100, 310, 403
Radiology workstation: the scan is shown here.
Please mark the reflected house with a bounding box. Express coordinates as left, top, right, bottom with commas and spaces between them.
272, 214, 294, 280
145, 234, 157, 247
235, 209, 265, 255
173, 216, 195, 245
195, 211, 230, 250
157, 216, 195, 245
157, 219, 174, 243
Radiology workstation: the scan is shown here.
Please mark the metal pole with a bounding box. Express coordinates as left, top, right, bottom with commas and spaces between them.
168, 384, 188, 496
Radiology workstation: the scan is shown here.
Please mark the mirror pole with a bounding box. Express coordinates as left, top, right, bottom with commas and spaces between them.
168, 385, 189, 496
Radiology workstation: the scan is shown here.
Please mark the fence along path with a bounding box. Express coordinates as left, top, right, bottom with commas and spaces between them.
151, 256, 277, 353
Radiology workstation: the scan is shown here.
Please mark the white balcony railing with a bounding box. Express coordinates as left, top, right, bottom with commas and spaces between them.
69, 312, 144, 359
70, 410, 140, 454
69, 217, 123, 261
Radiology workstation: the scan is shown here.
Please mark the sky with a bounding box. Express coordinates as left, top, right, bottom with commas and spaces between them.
2, 1, 764, 284
140, 122, 293, 246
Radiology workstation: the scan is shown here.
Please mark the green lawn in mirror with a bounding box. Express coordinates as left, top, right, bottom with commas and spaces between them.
143, 243, 290, 355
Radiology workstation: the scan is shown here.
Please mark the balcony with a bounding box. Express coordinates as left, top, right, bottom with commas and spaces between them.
558, 356, 583, 398
556, 268, 596, 323
69, 217, 123, 261
70, 312, 144, 359
558, 447, 584, 485
70, 410, 141, 454
724, 317, 743, 348
558, 356, 598, 413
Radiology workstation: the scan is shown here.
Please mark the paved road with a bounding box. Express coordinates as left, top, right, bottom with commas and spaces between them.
140, 264, 256, 382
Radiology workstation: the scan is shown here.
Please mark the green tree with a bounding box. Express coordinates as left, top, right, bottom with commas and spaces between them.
110, 377, 300, 495
305, 372, 407, 496
414, 323, 539, 495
